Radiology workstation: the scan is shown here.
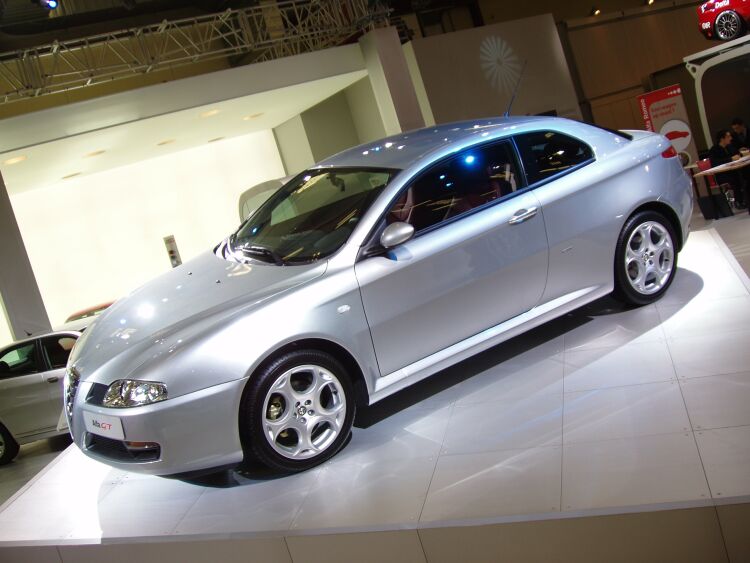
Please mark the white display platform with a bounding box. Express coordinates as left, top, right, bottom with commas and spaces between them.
1, 228, 750, 563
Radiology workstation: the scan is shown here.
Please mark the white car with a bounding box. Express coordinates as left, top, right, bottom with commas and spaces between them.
0, 331, 79, 465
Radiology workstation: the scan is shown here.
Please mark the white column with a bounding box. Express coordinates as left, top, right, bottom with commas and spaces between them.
0, 170, 51, 340
358, 27, 425, 135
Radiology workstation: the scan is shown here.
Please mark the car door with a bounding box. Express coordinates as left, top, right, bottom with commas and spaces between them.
0, 340, 56, 438
39, 334, 78, 429
355, 140, 549, 376
512, 129, 605, 303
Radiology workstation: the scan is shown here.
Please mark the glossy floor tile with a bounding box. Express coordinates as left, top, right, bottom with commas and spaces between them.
658, 296, 750, 339
442, 394, 562, 454
695, 426, 750, 499
420, 447, 562, 522
563, 381, 691, 444
290, 455, 437, 530
667, 329, 750, 380
454, 354, 564, 403
563, 340, 676, 392
174, 468, 323, 535
343, 405, 451, 463
562, 302, 665, 352
0, 228, 747, 546
680, 372, 750, 431
562, 432, 710, 511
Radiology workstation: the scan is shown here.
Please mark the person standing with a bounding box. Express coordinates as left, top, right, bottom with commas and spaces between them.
731, 118, 748, 151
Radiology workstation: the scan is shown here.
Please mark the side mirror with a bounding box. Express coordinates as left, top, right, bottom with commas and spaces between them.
380, 222, 415, 249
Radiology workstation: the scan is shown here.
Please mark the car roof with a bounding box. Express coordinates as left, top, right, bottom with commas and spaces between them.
1, 329, 81, 352
313, 116, 570, 171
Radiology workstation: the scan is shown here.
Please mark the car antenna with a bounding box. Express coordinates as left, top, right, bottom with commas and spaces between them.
503, 60, 528, 118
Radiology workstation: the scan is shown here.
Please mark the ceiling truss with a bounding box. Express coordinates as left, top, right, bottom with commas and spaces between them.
0, 0, 390, 104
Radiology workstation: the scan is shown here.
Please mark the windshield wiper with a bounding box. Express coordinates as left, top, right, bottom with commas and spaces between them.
237, 243, 286, 266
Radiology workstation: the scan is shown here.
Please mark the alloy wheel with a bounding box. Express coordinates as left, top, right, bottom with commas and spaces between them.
716, 11, 741, 40
625, 221, 674, 295
261, 364, 347, 460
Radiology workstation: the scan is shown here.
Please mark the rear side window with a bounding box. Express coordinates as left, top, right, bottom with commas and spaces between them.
387, 141, 522, 233
515, 131, 593, 185
41, 336, 77, 370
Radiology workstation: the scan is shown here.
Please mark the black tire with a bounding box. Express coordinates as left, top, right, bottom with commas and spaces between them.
0, 422, 20, 466
239, 349, 355, 473
715, 11, 745, 41
613, 210, 678, 307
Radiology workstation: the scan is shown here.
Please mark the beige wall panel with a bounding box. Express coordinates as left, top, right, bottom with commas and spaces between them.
286, 530, 426, 563
480, 0, 640, 25
591, 86, 645, 130
0, 545, 62, 563
568, 5, 715, 104
402, 42, 436, 126
409, 14, 582, 123
58, 537, 292, 563
717, 503, 750, 563
568, 22, 640, 99
344, 78, 388, 144
419, 507, 728, 563
274, 115, 315, 175
301, 91, 361, 162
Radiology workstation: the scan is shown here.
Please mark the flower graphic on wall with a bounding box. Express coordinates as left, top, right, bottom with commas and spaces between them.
479, 36, 522, 95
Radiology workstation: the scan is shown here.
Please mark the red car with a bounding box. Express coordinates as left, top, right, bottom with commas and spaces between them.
698, 0, 750, 41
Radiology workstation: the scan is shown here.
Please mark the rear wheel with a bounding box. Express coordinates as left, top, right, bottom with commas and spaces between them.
613, 211, 677, 306
715, 11, 744, 41
0, 423, 20, 466
239, 349, 355, 473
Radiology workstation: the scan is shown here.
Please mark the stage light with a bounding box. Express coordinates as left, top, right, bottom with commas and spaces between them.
40, 0, 59, 10
591, 7, 601, 15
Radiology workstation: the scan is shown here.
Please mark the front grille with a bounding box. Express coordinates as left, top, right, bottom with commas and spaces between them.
86, 434, 161, 462
86, 382, 108, 405
65, 367, 80, 421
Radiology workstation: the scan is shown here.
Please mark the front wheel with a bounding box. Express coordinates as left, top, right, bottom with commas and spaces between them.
239, 349, 355, 473
0, 423, 20, 466
613, 211, 677, 306
715, 11, 744, 41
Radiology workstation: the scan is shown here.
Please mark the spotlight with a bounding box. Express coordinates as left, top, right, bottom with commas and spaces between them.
38, 0, 59, 9
591, 7, 601, 15
646, 0, 654, 4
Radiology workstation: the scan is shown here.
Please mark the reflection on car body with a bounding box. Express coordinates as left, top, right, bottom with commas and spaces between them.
66, 116, 693, 475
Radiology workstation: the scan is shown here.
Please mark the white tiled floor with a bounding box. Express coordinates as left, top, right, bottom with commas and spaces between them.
0, 228, 749, 544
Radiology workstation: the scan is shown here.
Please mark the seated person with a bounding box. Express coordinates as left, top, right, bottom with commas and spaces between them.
710, 129, 747, 210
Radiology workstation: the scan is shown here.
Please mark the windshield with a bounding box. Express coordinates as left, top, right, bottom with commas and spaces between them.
231, 167, 396, 264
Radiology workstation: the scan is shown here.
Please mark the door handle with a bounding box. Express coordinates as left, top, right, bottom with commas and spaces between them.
46, 376, 60, 383
508, 206, 538, 225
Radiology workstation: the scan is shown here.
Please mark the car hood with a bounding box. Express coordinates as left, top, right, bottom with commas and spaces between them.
72, 250, 327, 383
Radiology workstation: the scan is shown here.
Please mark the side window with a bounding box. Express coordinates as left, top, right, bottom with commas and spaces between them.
41, 336, 77, 370
0, 343, 42, 379
387, 142, 522, 232
515, 131, 593, 185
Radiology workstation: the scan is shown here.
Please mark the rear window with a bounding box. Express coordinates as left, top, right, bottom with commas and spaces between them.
514, 131, 594, 185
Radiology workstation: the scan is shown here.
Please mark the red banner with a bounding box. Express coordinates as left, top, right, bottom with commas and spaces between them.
638, 85, 698, 166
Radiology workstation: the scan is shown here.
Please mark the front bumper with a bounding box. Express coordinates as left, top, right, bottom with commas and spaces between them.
69, 378, 246, 475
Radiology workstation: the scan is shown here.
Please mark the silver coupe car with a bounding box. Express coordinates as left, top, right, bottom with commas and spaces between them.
66, 116, 692, 475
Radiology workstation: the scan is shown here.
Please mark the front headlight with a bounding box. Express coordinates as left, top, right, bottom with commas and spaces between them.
103, 380, 168, 408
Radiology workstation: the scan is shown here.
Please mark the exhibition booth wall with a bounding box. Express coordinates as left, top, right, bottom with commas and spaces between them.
565, 2, 713, 132
405, 14, 583, 123
3, 130, 284, 337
